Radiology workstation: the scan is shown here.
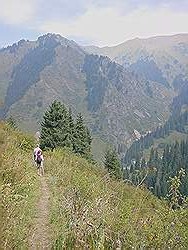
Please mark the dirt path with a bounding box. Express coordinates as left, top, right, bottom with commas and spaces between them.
29, 176, 51, 249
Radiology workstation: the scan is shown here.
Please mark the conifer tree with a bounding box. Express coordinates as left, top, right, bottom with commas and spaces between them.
40, 100, 69, 150
104, 149, 122, 179
40, 101, 93, 160
73, 113, 92, 158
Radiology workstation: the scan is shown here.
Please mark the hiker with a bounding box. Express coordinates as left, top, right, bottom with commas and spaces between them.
33, 145, 44, 176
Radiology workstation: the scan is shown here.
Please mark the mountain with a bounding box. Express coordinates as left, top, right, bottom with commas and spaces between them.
124, 82, 188, 164
0, 33, 176, 152
1, 122, 188, 248
123, 83, 188, 198
84, 34, 188, 88
0, 34, 87, 124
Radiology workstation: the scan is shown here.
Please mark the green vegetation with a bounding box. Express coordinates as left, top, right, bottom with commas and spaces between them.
0, 34, 176, 153
1, 122, 188, 248
125, 139, 188, 198
124, 108, 188, 199
40, 100, 92, 159
46, 149, 188, 248
73, 113, 92, 159
124, 111, 188, 164
40, 100, 73, 150
1, 34, 188, 249
1, 123, 40, 249
168, 168, 187, 209
104, 148, 122, 179
143, 131, 188, 160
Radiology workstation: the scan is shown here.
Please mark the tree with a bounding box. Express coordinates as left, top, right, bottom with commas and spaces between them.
73, 113, 92, 158
40, 100, 69, 150
104, 149, 122, 179
40, 101, 93, 159
167, 168, 186, 209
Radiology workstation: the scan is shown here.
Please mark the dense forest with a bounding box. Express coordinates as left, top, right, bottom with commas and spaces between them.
124, 139, 188, 199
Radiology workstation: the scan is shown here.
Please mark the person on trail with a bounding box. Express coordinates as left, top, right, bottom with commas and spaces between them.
33, 145, 44, 176
34, 144, 41, 160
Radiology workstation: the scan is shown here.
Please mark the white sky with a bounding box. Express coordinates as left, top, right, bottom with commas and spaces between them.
40, 6, 188, 46
0, 0, 187, 46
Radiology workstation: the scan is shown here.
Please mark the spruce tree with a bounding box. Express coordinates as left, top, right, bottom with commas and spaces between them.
40, 100, 69, 150
104, 149, 122, 179
73, 113, 92, 158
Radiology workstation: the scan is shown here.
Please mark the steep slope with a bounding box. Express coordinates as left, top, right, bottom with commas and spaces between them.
1, 123, 40, 249
0, 34, 175, 149
83, 54, 174, 147
84, 34, 188, 87
123, 85, 188, 198
0, 39, 36, 104
124, 84, 188, 165
1, 123, 188, 248
46, 149, 188, 248
1, 34, 88, 131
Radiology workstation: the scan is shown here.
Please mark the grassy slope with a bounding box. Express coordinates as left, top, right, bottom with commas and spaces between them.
0, 123, 40, 249
46, 149, 188, 249
1, 125, 188, 248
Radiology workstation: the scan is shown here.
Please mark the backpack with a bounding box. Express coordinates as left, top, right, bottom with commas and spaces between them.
36, 150, 42, 164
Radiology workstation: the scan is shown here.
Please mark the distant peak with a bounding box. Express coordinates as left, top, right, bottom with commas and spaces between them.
38, 33, 61, 40
37, 33, 78, 48
0, 39, 29, 53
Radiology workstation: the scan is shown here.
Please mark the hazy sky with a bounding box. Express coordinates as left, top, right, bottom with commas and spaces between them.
0, 0, 188, 47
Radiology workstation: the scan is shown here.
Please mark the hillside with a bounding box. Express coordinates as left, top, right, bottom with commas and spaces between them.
1, 123, 188, 248
0, 122, 39, 248
123, 87, 188, 198
84, 34, 188, 88
124, 82, 188, 163
0, 33, 177, 151
143, 130, 188, 160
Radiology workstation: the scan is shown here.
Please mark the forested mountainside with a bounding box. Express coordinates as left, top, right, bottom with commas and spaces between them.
123, 83, 188, 198
1, 123, 188, 248
0, 33, 175, 151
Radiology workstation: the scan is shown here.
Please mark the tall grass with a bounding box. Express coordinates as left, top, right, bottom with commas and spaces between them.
1, 124, 187, 249
46, 149, 188, 249
0, 123, 40, 249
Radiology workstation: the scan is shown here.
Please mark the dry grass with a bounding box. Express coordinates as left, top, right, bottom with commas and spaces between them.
1, 124, 187, 249
0, 123, 40, 249
46, 149, 188, 249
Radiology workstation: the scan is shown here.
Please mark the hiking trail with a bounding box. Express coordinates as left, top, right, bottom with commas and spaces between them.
29, 176, 51, 249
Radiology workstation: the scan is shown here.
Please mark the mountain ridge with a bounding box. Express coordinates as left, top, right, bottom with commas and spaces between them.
0, 33, 187, 152
84, 33, 188, 87
84, 33, 188, 52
